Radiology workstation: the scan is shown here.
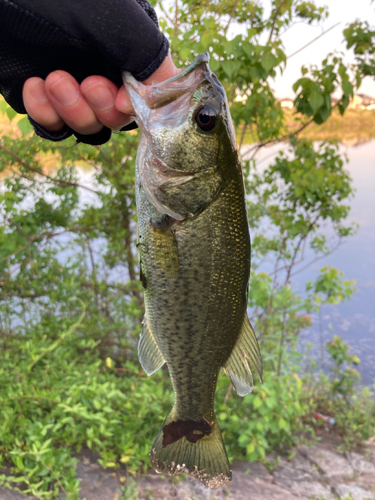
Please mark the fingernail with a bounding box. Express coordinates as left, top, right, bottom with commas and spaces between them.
83, 84, 115, 111
49, 73, 79, 106
30, 80, 48, 103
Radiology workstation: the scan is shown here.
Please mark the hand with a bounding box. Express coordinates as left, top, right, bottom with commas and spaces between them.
22, 53, 178, 135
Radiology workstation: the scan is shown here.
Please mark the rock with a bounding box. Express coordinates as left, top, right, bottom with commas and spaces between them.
281, 480, 334, 500
138, 473, 227, 500
273, 452, 334, 499
138, 473, 177, 500
138, 471, 307, 500
274, 452, 321, 483
232, 461, 272, 482
177, 478, 227, 500
346, 452, 375, 474
334, 483, 375, 500
300, 445, 354, 479
228, 475, 309, 500
359, 474, 375, 491
363, 437, 375, 467
59, 450, 121, 500
0, 488, 38, 500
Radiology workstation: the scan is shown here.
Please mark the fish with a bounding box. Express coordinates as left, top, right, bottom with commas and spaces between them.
123, 53, 262, 488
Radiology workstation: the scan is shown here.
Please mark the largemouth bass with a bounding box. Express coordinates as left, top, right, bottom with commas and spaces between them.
123, 53, 262, 488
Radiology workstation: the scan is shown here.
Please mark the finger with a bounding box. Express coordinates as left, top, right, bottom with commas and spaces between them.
115, 84, 134, 116
80, 76, 134, 130
115, 52, 179, 115
45, 70, 103, 135
23, 77, 65, 132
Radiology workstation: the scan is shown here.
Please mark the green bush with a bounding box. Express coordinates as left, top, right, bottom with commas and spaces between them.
311, 335, 375, 449
0, 325, 174, 498
0, 323, 314, 498
216, 371, 312, 463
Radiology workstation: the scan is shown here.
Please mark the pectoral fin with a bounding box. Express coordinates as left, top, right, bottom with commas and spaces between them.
223, 316, 262, 396
138, 316, 165, 376
150, 222, 179, 276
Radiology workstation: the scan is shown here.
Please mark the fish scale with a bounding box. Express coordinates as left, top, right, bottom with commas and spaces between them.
124, 52, 262, 488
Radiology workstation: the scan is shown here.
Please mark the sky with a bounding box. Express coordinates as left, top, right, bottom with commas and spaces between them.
227, 0, 375, 98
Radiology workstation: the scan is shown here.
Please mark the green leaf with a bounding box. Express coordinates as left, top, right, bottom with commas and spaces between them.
253, 395, 263, 409
6, 106, 17, 121
222, 59, 241, 79
242, 42, 254, 60
17, 116, 34, 137
0, 98, 9, 114
179, 47, 191, 61
261, 53, 276, 72
279, 418, 287, 429
342, 80, 353, 96
201, 32, 212, 49
309, 91, 324, 114
209, 58, 220, 72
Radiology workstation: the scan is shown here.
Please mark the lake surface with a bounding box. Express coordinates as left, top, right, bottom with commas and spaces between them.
243, 140, 375, 384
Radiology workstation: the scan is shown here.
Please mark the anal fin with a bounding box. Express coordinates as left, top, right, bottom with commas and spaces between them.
138, 316, 165, 376
223, 316, 262, 396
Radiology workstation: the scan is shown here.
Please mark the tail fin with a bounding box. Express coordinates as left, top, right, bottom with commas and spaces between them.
150, 413, 231, 488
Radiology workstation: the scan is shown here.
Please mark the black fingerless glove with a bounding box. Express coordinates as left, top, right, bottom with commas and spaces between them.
0, 0, 169, 145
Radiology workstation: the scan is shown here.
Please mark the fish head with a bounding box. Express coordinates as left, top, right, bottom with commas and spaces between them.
123, 53, 239, 220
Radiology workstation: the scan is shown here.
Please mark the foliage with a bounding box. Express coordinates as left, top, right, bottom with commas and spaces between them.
216, 370, 312, 463
310, 336, 375, 450
243, 139, 356, 375
1, 0, 374, 497
0, 130, 144, 363
344, 21, 375, 78
307, 267, 357, 307
0, 322, 313, 498
0, 326, 174, 498
119, 478, 140, 500
326, 335, 361, 399
155, 0, 374, 147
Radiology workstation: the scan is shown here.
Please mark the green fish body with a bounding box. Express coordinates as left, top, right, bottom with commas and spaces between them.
124, 53, 262, 488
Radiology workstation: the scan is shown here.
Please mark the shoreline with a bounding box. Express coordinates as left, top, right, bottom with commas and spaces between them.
236, 108, 375, 146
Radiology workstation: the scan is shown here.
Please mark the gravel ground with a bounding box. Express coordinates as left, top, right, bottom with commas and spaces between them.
1, 433, 375, 500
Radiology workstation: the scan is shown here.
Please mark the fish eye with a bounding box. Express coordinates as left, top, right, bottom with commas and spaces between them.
194, 105, 217, 132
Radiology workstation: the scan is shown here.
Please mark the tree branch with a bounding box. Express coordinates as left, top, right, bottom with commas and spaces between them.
268, 1, 287, 44
239, 124, 248, 149
0, 224, 93, 263
290, 239, 343, 277
287, 22, 341, 59
224, 0, 239, 35
0, 144, 99, 194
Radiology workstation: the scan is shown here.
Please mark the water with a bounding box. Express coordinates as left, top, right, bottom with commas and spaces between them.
244, 140, 375, 384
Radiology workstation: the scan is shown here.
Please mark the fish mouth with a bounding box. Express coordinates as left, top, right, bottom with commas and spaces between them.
123, 53, 211, 110
155, 52, 210, 86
